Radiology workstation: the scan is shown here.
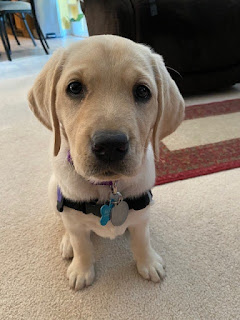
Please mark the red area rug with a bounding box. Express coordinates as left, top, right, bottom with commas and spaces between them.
155, 99, 240, 185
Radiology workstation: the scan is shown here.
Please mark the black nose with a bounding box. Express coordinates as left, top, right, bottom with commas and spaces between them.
92, 131, 129, 162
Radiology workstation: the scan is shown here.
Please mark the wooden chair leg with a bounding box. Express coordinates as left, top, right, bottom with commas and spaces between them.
2, 14, 11, 53
0, 15, 12, 61
29, 0, 49, 53
38, 23, 49, 49
21, 12, 36, 47
8, 13, 20, 45
33, 17, 49, 54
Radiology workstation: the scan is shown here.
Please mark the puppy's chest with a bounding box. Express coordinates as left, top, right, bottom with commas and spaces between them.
58, 180, 149, 239
85, 214, 129, 239
63, 206, 147, 240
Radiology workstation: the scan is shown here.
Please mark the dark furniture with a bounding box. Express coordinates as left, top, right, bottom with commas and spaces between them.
0, 0, 49, 61
81, 0, 240, 94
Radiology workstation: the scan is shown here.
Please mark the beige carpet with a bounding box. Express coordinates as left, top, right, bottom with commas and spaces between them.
1, 73, 240, 320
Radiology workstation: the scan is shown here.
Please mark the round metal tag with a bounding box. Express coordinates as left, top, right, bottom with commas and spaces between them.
111, 201, 129, 226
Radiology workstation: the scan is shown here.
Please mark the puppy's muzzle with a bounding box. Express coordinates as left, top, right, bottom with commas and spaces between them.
91, 131, 129, 162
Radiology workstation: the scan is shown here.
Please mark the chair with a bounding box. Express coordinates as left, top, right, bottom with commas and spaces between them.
0, 0, 49, 61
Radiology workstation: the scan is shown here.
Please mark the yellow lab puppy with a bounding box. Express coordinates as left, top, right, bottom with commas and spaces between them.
28, 35, 184, 290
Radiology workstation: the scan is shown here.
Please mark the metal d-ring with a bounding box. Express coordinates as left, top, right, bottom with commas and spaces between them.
111, 181, 118, 195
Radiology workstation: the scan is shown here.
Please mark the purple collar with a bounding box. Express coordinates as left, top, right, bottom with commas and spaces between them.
67, 150, 72, 164
67, 150, 115, 186
90, 180, 114, 186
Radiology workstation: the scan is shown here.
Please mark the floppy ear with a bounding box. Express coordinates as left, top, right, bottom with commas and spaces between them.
152, 54, 185, 160
28, 49, 65, 156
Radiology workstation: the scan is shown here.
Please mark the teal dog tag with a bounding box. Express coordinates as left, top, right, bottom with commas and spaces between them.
100, 200, 115, 226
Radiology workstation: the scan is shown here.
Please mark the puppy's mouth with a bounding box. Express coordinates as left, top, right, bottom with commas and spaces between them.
101, 170, 118, 177
83, 161, 140, 184
88, 170, 125, 183
72, 147, 143, 183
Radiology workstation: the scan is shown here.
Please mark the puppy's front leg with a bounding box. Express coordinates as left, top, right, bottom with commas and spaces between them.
129, 218, 166, 283
61, 212, 95, 290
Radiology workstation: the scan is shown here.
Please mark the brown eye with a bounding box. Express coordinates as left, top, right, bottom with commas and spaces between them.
67, 81, 84, 96
134, 84, 151, 102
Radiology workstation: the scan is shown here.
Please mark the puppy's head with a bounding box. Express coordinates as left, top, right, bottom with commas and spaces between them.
28, 35, 184, 181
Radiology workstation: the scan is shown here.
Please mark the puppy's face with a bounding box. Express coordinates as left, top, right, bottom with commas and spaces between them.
28, 35, 184, 181
57, 38, 158, 180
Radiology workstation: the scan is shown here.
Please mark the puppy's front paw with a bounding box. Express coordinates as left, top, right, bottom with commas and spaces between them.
67, 259, 95, 291
136, 250, 166, 283
60, 233, 73, 259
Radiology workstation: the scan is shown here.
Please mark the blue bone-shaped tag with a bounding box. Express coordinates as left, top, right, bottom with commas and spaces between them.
100, 200, 115, 226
